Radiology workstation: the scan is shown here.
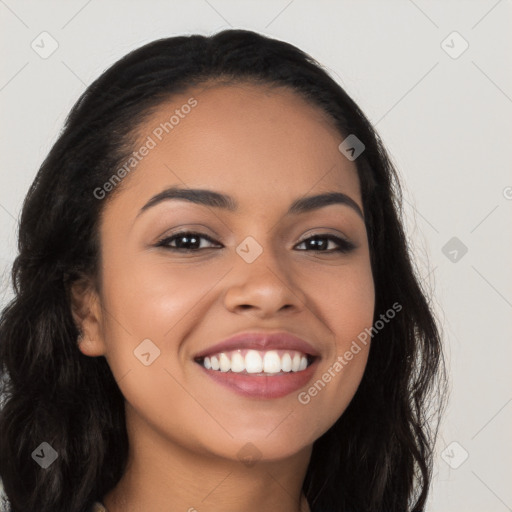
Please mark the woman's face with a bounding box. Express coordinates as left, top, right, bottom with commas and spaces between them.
78, 82, 375, 462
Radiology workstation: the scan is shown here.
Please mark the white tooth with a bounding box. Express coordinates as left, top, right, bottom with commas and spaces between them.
291, 352, 301, 371
210, 355, 220, 371
231, 352, 245, 372
263, 350, 281, 373
203, 356, 212, 369
281, 353, 292, 372
245, 350, 263, 373
219, 353, 230, 372
299, 355, 308, 371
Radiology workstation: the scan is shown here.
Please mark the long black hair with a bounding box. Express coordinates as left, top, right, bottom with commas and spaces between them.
0, 29, 447, 512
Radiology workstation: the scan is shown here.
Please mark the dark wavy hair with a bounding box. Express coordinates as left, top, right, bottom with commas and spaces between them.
0, 29, 447, 512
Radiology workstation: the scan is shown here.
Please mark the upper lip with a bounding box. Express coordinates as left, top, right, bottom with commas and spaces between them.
193, 331, 320, 360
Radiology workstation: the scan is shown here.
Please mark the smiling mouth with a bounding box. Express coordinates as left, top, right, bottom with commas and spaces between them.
194, 348, 316, 376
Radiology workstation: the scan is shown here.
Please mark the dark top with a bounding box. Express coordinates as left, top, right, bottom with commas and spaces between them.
91, 502, 108, 512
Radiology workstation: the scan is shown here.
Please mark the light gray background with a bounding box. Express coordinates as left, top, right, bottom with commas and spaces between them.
1, 1, 511, 510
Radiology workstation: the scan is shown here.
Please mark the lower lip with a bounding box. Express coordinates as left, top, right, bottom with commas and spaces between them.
196, 359, 319, 399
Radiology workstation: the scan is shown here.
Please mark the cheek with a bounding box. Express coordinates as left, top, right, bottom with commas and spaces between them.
303, 256, 375, 343
97, 254, 232, 388
96, 263, 228, 451
101, 254, 223, 335
292, 260, 374, 434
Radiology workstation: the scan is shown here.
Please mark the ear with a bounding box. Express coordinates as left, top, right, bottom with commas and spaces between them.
69, 275, 106, 357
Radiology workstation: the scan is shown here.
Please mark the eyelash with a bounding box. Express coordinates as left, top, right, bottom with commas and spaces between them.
155, 231, 356, 254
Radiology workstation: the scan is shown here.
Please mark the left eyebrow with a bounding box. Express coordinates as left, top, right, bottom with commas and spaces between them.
136, 186, 364, 220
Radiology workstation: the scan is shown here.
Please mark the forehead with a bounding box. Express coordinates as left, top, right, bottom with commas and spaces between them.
106, 82, 362, 215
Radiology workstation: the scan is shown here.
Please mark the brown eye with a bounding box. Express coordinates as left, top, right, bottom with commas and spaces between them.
156, 231, 221, 251
294, 234, 356, 253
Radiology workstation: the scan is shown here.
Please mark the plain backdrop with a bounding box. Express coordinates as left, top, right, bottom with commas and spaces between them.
1, 1, 511, 510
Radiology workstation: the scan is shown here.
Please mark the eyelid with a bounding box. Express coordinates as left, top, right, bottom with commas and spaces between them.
155, 229, 357, 254
294, 233, 357, 252
154, 227, 353, 244
154, 224, 221, 242
296, 227, 354, 245
155, 231, 220, 248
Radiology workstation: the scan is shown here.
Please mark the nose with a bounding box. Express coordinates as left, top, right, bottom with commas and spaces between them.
222, 243, 306, 319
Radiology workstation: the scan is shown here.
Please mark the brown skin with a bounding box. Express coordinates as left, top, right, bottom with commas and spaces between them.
71, 82, 375, 512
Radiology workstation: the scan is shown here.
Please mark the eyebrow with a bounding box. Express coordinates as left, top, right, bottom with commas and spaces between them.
137, 186, 364, 220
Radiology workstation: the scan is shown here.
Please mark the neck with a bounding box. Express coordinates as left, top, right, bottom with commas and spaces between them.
103, 406, 312, 512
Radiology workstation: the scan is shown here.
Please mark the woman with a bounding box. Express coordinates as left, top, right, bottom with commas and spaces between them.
0, 29, 447, 512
